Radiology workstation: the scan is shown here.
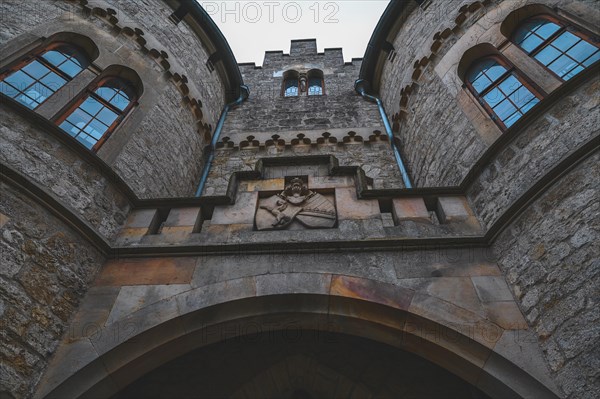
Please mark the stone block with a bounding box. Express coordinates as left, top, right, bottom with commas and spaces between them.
0, 212, 9, 228
480, 352, 561, 399
335, 187, 380, 220
156, 208, 201, 242
255, 273, 332, 296
401, 313, 490, 385
117, 209, 158, 244
308, 175, 354, 189
68, 286, 120, 340
32, 338, 110, 399
395, 277, 483, 316
408, 292, 501, 348
330, 275, 413, 311
244, 178, 285, 192
493, 330, 561, 396
211, 191, 258, 225
483, 302, 528, 330
158, 226, 194, 243
392, 197, 430, 224
436, 196, 473, 223
95, 258, 197, 286
176, 277, 257, 316
163, 207, 201, 228
472, 276, 514, 303
123, 209, 158, 229
106, 284, 191, 324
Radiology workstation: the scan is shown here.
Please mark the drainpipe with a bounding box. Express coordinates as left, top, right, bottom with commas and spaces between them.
354, 79, 412, 188
195, 85, 250, 197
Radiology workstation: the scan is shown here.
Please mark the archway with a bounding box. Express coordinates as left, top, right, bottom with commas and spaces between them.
38, 288, 557, 399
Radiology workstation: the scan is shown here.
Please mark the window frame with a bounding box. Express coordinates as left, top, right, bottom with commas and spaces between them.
307, 71, 325, 96
465, 54, 545, 131
55, 76, 138, 152
282, 76, 300, 97
0, 42, 90, 109
512, 14, 600, 81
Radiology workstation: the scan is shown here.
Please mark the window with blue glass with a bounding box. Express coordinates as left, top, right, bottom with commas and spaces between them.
284, 77, 299, 97
0, 43, 90, 109
308, 76, 323, 96
466, 56, 541, 129
58, 78, 135, 150
513, 16, 600, 80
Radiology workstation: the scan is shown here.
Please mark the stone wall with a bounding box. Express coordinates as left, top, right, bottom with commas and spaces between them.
468, 77, 600, 230
0, 183, 105, 399
392, 69, 487, 186
103, 0, 225, 126
0, 104, 131, 240
493, 151, 599, 399
378, 0, 492, 187
377, 0, 597, 187
204, 133, 403, 195
1, 0, 230, 199
225, 50, 381, 133
0, 0, 73, 45
112, 82, 205, 198
204, 40, 405, 195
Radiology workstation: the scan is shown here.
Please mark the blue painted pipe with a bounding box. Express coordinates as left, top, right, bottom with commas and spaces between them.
195, 85, 250, 197
354, 79, 413, 188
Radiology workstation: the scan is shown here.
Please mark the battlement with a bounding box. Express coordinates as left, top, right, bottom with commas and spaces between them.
261, 39, 346, 66
290, 38, 317, 55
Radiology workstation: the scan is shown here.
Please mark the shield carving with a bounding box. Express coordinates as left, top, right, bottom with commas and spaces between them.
255, 178, 337, 230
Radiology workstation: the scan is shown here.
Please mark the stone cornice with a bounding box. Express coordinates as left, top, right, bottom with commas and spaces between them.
3, 134, 597, 257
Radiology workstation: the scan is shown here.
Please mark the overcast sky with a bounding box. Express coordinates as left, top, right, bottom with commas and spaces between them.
197, 1, 390, 65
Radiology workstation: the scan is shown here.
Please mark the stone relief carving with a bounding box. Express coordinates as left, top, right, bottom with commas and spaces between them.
255, 178, 336, 230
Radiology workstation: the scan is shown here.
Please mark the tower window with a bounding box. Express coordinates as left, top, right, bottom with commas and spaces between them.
282, 69, 324, 97
58, 77, 137, 150
0, 43, 90, 109
284, 76, 299, 97
466, 56, 541, 129
513, 16, 599, 80
308, 77, 323, 96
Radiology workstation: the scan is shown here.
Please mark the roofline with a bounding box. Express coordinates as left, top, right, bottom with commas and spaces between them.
167, 0, 244, 101
359, 0, 415, 92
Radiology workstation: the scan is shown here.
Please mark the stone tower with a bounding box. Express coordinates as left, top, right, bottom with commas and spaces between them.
0, 1, 598, 398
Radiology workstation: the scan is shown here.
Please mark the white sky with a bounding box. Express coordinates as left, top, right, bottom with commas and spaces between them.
197, 1, 391, 65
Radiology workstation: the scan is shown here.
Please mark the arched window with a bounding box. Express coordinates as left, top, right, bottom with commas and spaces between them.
283, 70, 300, 97
57, 77, 137, 150
307, 69, 324, 96
0, 43, 90, 109
466, 56, 541, 129
513, 16, 599, 80
284, 77, 299, 97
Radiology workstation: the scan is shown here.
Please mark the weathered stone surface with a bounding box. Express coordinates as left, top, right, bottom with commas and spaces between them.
392, 197, 430, 224
96, 258, 196, 286
211, 191, 258, 225
471, 276, 514, 303
106, 284, 191, 325
493, 152, 600, 399
0, 183, 104, 399
335, 187, 380, 220
469, 76, 600, 231
0, 104, 131, 240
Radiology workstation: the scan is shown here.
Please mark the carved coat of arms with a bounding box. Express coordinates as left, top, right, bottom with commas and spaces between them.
255, 178, 336, 230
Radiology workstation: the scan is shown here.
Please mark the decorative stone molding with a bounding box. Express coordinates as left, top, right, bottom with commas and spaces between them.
391, 0, 494, 126
216, 130, 389, 151
63, 0, 213, 138
255, 177, 337, 230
